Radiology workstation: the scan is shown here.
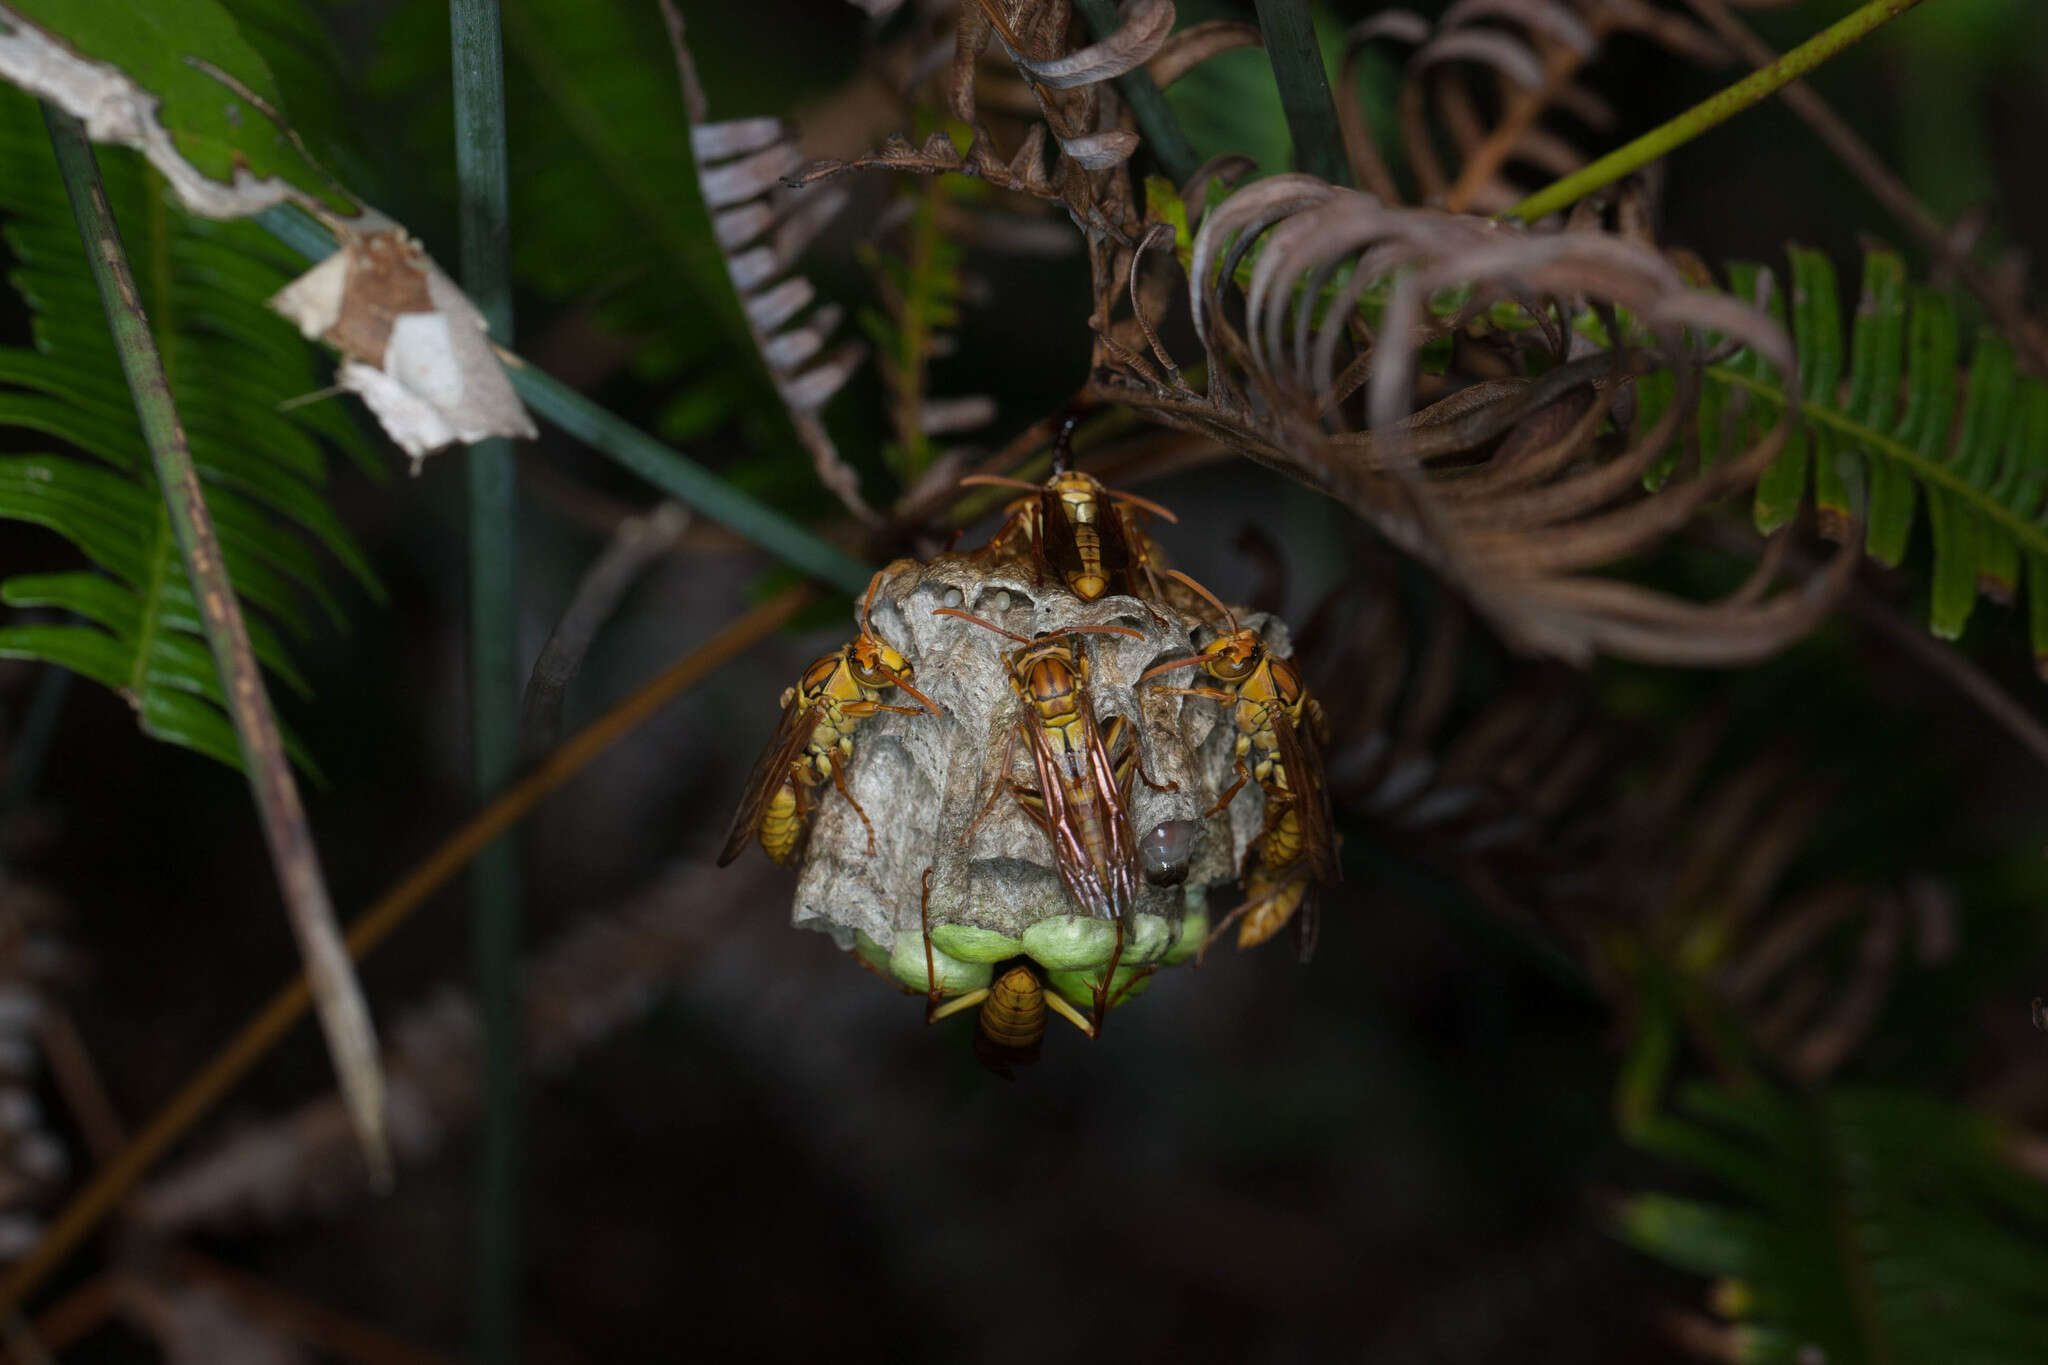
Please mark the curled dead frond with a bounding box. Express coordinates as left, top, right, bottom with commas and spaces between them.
1094, 179, 1852, 666
1340, 0, 1726, 213
1296, 573, 1942, 1088
665, 3, 875, 523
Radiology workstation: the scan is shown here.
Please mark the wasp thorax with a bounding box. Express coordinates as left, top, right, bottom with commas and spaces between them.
785, 555, 1301, 1015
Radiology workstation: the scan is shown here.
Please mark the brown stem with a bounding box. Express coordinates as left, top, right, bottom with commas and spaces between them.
0, 586, 810, 1318
41, 107, 389, 1180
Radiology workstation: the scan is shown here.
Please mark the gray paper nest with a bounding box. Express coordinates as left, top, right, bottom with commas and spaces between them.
791, 555, 1294, 1005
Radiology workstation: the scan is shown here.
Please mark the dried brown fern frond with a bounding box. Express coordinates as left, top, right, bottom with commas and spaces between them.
1294, 572, 1944, 1087
1094, 177, 1853, 665
1341, 0, 1727, 213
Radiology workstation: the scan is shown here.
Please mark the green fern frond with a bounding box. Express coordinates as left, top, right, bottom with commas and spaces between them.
857, 171, 987, 482
1621, 1083, 2048, 1365
1649, 247, 2048, 662
0, 92, 378, 776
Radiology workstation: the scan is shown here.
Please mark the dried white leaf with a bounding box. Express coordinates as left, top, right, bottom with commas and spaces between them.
271, 230, 537, 464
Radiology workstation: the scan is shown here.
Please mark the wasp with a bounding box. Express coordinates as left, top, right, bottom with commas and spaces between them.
932, 607, 1174, 1021
912, 871, 1092, 1074
1140, 569, 1337, 957
959, 410, 1178, 605
717, 572, 940, 867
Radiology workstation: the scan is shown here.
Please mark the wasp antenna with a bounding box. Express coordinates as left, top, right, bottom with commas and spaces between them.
956, 474, 1043, 493
1048, 623, 1147, 642
1166, 568, 1238, 632
1138, 653, 1207, 683
931, 606, 1034, 645
859, 570, 885, 636
1107, 488, 1180, 523
895, 676, 944, 716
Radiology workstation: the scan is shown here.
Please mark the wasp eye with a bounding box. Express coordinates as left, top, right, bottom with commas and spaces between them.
1140, 819, 1200, 886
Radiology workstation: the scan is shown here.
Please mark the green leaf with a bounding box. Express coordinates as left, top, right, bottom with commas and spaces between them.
1708, 248, 2048, 652
0, 90, 375, 773
1, 0, 356, 214
1623, 1084, 2048, 1365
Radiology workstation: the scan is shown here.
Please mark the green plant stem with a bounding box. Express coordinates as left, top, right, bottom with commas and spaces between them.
1070, 0, 1199, 184
254, 206, 875, 599
1507, 0, 1937, 223
1253, 0, 1348, 186
0, 666, 69, 813
450, 0, 521, 1360
41, 105, 389, 1174
502, 361, 875, 595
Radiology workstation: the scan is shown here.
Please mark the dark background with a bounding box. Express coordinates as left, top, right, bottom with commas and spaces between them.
3, 0, 2046, 1360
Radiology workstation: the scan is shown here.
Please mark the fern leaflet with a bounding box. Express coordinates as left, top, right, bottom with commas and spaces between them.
0, 92, 379, 775
1621, 1083, 2048, 1365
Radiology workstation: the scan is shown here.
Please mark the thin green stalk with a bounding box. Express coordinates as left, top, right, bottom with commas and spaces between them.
0, 666, 69, 813
1253, 0, 1349, 186
1071, 0, 1199, 184
1507, 0, 1936, 223
254, 205, 875, 599
41, 106, 389, 1174
450, 0, 521, 1361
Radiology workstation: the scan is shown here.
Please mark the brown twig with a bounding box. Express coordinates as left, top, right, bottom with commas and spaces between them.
33, 1007, 123, 1169
520, 502, 691, 761
170, 1253, 456, 1365
42, 106, 389, 1180
0, 586, 811, 1318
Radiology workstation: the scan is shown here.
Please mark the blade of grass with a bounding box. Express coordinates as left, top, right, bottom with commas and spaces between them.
1253, 0, 1349, 186
0, 585, 811, 1319
1506, 0, 1938, 224
254, 205, 875, 597
1071, 0, 1199, 184
41, 104, 390, 1180
449, 1, 521, 1360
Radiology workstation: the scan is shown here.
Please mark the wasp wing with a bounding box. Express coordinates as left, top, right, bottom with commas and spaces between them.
1016, 707, 1139, 924
716, 696, 825, 866
1271, 703, 1341, 888
1037, 487, 1133, 596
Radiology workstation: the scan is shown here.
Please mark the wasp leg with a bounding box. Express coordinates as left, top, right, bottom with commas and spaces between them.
1135, 751, 1179, 793
843, 700, 929, 719
964, 727, 1021, 843
828, 747, 878, 855
1107, 965, 1155, 1009
928, 988, 989, 1023
1155, 684, 1239, 707
1088, 919, 1126, 1036
919, 866, 942, 1019
1205, 759, 1253, 818
1045, 989, 1098, 1039
1196, 896, 1258, 965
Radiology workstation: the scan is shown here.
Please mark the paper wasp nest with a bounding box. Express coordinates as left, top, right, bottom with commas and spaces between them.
791, 555, 1294, 1003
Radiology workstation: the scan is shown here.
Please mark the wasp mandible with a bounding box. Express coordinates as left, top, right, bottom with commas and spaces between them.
1140, 570, 1338, 957
717, 572, 940, 868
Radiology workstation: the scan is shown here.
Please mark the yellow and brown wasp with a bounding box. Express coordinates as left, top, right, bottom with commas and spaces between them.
717, 572, 940, 868
1140, 570, 1337, 957
931, 607, 1172, 1020
916, 870, 1097, 1076
959, 410, 1178, 605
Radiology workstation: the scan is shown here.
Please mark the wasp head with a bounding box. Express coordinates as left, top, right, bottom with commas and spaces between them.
1197, 629, 1265, 684
847, 634, 914, 688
